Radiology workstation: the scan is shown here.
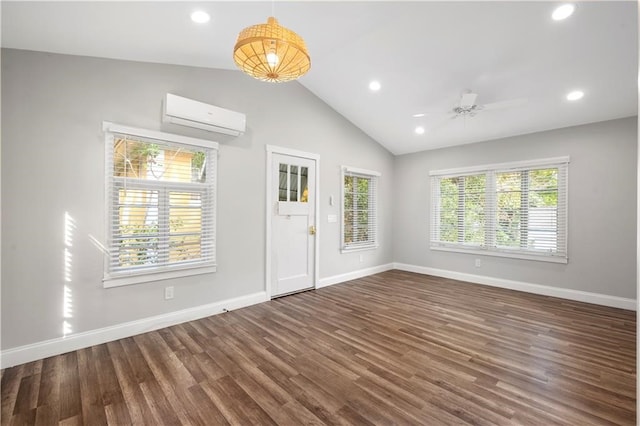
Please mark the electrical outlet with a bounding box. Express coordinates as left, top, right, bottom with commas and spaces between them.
164, 286, 174, 300
475, 259, 482, 268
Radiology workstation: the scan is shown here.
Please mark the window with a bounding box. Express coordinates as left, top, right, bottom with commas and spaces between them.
342, 166, 380, 252
430, 157, 568, 262
103, 123, 218, 287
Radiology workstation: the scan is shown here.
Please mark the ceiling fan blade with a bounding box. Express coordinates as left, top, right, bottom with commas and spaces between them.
460, 92, 478, 108
480, 97, 528, 111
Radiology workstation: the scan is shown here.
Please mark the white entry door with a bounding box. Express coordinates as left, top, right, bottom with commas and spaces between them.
270, 152, 316, 297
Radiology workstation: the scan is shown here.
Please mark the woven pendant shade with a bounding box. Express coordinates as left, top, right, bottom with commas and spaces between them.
233, 17, 311, 83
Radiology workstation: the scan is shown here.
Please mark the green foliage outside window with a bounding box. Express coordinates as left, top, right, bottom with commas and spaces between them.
496, 169, 558, 248
344, 175, 371, 244
439, 174, 485, 245
118, 222, 159, 267
438, 168, 558, 249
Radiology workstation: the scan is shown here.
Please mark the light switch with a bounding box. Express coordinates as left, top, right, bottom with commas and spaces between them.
328, 214, 338, 223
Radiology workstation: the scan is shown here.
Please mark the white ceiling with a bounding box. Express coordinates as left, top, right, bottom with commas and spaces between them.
2, 1, 637, 155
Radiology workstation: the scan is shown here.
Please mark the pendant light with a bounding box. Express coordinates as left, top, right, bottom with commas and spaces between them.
233, 16, 311, 83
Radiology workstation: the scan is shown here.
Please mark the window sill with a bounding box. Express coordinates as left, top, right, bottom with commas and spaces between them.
430, 245, 567, 264
104, 264, 217, 288
341, 244, 379, 254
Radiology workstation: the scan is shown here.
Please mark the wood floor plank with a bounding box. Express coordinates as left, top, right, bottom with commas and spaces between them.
105, 341, 155, 425
279, 399, 326, 426
335, 404, 377, 426
185, 384, 229, 426
133, 333, 199, 425
75, 348, 108, 426
35, 357, 61, 408
1, 270, 635, 425
12, 374, 39, 416
91, 345, 123, 407
138, 380, 181, 426
118, 337, 155, 384
199, 377, 255, 425
1, 364, 23, 422
57, 352, 81, 424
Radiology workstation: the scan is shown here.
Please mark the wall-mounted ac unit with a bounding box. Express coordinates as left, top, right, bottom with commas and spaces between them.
162, 93, 246, 136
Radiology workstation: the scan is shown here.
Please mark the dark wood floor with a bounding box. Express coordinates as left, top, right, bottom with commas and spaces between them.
1, 270, 636, 425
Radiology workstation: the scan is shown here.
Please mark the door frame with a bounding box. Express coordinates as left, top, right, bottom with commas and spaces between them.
265, 145, 320, 299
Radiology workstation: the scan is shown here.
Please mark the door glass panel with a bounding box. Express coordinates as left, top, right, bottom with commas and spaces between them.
279, 163, 288, 201
300, 167, 308, 202
277, 162, 309, 204
290, 166, 299, 202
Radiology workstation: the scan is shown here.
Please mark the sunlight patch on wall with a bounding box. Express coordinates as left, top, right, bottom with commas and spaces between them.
63, 212, 76, 337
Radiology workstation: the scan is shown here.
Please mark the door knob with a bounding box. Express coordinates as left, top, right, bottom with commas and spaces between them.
309, 225, 316, 235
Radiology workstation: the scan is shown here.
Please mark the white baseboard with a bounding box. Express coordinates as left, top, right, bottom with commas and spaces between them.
1, 291, 268, 369
393, 263, 637, 311
317, 263, 394, 289
5, 264, 634, 368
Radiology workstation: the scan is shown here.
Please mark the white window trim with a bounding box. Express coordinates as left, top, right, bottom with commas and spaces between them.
430, 157, 569, 264
104, 265, 217, 288
103, 122, 218, 287
341, 166, 381, 253
429, 156, 570, 177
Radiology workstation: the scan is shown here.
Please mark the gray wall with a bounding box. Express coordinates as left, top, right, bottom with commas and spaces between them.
393, 117, 637, 299
2, 48, 636, 352
1, 49, 395, 350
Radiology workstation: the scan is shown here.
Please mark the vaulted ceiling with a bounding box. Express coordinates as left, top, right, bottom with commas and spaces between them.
2, 1, 637, 154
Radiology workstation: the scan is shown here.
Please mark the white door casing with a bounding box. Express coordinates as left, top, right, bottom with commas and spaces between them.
266, 146, 319, 297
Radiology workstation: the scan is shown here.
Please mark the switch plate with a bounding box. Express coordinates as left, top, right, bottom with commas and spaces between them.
475, 259, 482, 268
165, 286, 174, 300
328, 214, 338, 223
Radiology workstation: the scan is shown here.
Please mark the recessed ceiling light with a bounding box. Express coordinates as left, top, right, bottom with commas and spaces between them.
369, 81, 381, 92
566, 90, 584, 101
412, 113, 425, 118
191, 11, 210, 24
552, 4, 575, 21
415, 126, 425, 135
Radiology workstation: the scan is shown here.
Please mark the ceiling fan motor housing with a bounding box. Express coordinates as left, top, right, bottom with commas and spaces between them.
453, 104, 479, 116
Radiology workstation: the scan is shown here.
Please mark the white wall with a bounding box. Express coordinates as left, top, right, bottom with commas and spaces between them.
393, 117, 637, 299
1, 49, 395, 351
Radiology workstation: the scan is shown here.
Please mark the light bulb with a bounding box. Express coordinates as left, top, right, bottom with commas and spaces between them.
267, 52, 279, 67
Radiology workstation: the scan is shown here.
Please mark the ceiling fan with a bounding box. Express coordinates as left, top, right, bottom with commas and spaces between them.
415, 91, 527, 122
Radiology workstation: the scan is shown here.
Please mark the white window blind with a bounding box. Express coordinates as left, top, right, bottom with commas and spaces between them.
342, 167, 380, 251
104, 123, 217, 286
430, 157, 568, 262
